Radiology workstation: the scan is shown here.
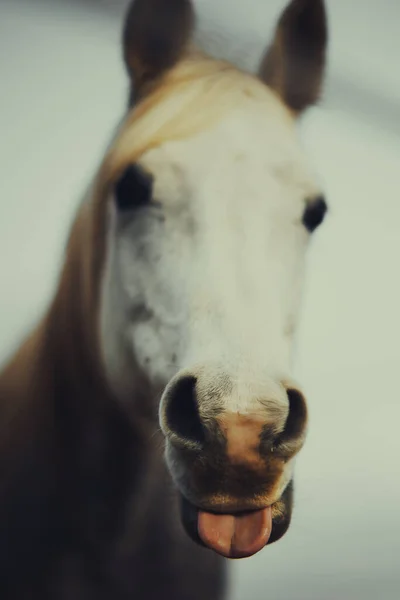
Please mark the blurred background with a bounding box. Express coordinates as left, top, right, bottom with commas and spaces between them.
0, 0, 399, 598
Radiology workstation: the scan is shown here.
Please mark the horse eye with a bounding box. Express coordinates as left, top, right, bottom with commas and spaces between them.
114, 164, 153, 212
302, 195, 327, 233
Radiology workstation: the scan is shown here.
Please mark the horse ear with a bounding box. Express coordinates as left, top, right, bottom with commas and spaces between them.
259, 0, 328, 115
123, 0, 195, 101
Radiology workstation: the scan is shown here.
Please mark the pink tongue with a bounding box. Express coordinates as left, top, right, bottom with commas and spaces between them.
197, 507, 272, 559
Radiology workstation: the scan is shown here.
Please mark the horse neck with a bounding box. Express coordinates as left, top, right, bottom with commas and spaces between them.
0, 197, 149, 483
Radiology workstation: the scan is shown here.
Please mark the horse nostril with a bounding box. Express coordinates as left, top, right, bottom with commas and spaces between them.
164, 376, 205, 445
283, 388, 308, 440
273, 388, 308, 455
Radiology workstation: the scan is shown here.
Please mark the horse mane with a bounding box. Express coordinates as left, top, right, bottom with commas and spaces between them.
0, 50, 289, 595
104, 51, 292, 180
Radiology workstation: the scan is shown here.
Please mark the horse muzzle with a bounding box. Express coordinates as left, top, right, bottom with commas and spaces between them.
159, 369, 306, 559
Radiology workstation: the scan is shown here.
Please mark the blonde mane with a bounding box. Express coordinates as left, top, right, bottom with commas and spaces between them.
102, 52, 293, 182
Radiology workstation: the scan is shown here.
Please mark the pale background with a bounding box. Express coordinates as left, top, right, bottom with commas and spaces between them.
0, 1, 399, 598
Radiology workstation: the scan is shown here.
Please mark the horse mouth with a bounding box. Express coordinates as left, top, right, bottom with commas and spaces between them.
179, 493, 290, 559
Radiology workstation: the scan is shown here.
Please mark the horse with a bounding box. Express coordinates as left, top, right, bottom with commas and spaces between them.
0, 0, 328, 597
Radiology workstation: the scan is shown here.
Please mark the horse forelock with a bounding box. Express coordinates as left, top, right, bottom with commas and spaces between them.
102, 52, 293, 181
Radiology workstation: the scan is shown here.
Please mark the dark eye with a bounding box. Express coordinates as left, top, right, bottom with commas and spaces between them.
302, 195, 327, 233
115, 164, 153, 212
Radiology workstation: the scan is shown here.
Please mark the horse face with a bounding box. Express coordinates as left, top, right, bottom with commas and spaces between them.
99, 0, 328, 559
100, 80, 324, 557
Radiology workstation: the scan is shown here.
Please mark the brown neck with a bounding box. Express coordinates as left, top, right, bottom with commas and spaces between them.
0, 192, 111, 442
0, 196, 154, 588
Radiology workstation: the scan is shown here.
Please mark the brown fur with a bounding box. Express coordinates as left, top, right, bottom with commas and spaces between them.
123, 0, 195, 102
218, 413, 270, 467
259, 0, 328, 113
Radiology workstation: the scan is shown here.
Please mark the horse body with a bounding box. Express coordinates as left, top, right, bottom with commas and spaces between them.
0, 1, 328, 597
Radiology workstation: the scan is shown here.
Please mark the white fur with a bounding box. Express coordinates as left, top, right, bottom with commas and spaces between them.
100, 81, 321, 417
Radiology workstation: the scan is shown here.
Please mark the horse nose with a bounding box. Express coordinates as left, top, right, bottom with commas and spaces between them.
161, 372, 269, 461
161, 373, 272, 467
160, 375, 206, 447
160, 372, 308, 460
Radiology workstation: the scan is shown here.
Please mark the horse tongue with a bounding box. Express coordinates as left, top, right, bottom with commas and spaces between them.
197, 507, 272, 559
